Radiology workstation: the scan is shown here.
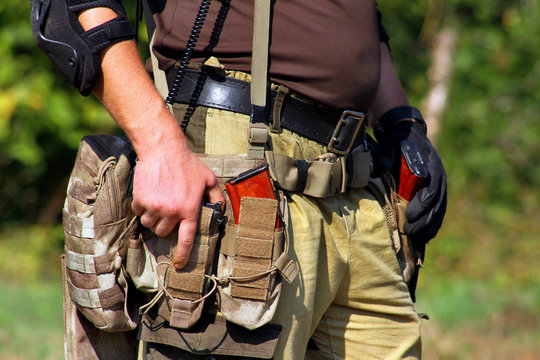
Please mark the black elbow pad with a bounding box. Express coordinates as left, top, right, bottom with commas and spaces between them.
31, 0, 135, 96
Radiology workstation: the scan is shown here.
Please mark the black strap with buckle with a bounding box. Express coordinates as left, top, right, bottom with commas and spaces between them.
166, 69, 366, 152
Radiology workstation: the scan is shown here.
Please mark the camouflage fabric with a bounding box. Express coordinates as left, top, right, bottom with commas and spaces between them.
62, 135, 140, 359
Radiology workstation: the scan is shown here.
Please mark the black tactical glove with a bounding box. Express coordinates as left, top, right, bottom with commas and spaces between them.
373, 106, 447, 243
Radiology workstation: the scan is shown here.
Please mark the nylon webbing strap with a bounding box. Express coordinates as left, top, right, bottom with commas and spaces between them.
65, 247, 120, 275
63, 209, 95, 238
67, 275, 124, 308
248, 0, 271, 158
250, 0, 270, 110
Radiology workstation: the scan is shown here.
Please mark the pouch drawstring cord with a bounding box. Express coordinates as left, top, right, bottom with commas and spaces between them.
139, 259, 281, 316
86, 156, 116, 202
139, 261, 220, 316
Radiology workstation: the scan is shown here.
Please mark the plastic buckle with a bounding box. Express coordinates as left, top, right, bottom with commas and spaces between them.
327, 110, 365, 155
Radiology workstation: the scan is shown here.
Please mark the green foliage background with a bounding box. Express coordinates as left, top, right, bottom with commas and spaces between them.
1, 0, 539, 358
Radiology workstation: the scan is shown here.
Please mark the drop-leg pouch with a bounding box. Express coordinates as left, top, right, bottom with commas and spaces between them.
62, 135, 141, 333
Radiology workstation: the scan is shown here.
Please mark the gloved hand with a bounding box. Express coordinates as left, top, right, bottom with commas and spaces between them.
373, 112, 447, 243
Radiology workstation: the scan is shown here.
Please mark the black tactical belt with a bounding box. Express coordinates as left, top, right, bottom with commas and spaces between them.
166, 69, 366, 153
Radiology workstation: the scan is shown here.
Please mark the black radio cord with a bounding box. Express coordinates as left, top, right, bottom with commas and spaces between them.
165, 0, 212, 131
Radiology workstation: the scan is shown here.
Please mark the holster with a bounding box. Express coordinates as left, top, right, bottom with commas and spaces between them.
366, 176, 424, 301
390, 191, 425, 301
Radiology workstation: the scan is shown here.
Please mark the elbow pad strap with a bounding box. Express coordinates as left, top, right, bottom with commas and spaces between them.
82, 17, 135, 54
67, 0, 129, 19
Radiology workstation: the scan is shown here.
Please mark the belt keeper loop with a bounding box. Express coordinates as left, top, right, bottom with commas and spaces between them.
271, 85, 290, 133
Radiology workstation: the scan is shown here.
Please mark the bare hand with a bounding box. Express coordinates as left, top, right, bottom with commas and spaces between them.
131, 142, 224, 270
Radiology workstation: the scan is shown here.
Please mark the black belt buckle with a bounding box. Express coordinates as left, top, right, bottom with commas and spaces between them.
328, 110, 366, 155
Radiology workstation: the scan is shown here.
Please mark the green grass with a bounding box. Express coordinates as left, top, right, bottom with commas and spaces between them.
0, 277, 64, 360
415, 269, 540, 360
2, 273, 538, 360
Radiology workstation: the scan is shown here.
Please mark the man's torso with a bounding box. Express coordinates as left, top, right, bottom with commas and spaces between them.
150, 0, 383, 111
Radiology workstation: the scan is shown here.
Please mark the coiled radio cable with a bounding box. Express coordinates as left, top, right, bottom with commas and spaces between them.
165, 0, 212, 124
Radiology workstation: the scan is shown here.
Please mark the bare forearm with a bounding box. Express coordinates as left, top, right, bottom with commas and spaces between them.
78, 8, 189, 158
95, 41, 190, 157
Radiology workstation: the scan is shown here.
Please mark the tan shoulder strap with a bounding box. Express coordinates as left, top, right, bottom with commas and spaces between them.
248, 0, 272, 159
250, 0, 271, 109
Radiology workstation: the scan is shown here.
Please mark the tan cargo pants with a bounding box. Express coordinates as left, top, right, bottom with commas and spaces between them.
162, 75, 422, 359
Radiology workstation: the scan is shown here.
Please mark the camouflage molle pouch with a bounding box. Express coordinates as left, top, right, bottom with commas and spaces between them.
62, 135, 140, 334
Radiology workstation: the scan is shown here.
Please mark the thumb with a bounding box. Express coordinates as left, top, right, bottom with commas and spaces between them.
173, 216, 198, 270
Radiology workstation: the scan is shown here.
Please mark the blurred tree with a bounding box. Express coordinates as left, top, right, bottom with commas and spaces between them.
378, 0, 540, 287
442, 0, 540, 209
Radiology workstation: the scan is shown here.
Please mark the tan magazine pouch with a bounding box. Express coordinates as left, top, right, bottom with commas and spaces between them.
216, 193, 297, 330
154, 206, 222, 329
